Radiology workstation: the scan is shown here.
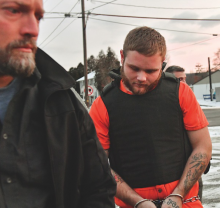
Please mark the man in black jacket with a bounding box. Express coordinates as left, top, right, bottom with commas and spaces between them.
0, 0, 116, 207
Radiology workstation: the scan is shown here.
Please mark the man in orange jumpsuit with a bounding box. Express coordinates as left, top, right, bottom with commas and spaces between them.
90, 26, 212, 208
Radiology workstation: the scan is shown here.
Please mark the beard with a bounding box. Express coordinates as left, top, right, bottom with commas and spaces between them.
0, 38, 37, 77
121, 64, 162, 95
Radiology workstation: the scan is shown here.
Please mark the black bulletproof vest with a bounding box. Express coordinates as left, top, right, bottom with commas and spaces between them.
101, 73, 192, 188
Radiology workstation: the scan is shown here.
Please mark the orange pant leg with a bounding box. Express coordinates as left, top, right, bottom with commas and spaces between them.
115, 180, 202, 208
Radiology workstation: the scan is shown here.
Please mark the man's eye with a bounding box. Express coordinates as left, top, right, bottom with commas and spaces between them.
36, 14, 44, 21
7, 8, 20, 14
131, 67, 139, 72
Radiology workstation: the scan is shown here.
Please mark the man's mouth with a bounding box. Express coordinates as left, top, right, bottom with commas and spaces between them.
133, 83, 147, 88
12, 45, 34, 53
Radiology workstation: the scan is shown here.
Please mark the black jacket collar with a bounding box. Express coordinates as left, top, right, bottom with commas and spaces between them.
35, 48, 75, 90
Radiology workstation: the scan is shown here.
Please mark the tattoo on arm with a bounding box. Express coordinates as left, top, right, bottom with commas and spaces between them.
104, 150, 124, 184
163, 199, 179, 208
184, 153, 207, 194
111, 169, 124, 184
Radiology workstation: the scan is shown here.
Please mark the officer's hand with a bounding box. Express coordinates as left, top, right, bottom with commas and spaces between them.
161, 196, 182, 208
137, 200, 157, 208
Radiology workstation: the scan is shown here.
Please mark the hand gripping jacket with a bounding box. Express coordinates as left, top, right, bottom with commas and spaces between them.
101, 70, 192, 188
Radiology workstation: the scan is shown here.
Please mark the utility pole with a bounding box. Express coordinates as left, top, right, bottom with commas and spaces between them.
81, 0, 89, 107
208, 57, 213, 101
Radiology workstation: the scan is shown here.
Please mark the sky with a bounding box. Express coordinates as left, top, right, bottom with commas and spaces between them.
38, 0, 220, 73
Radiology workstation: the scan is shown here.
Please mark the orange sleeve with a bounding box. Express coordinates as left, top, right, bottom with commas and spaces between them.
179, 82, 209, 131
89, 96, 110, 150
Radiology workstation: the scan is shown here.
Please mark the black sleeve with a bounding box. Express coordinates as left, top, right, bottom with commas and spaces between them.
74, 97, 116, 208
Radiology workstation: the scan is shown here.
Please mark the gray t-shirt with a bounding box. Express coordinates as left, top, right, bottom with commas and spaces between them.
0, 78, 22, 123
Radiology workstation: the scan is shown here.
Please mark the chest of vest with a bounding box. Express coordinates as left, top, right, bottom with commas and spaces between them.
101, 74, 192, 188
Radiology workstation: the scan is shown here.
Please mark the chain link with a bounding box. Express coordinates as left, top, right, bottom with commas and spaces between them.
149, 195, 200, 208
152, 199, 163, 208
183, 196, 200, 204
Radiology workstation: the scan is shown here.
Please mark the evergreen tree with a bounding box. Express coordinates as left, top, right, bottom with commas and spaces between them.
95, 47, 120, 93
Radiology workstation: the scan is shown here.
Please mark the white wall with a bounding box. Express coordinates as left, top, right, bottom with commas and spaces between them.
193, 83, 220, 99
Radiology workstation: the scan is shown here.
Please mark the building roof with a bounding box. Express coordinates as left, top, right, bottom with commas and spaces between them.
186, 72, 209, 85
186, 70, 220, 85
76, 71, 95, 82
193, 70, 220, 85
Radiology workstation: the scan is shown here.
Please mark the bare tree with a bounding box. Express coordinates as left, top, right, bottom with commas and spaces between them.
213, 48, 220, 71
195, 63, 204, 73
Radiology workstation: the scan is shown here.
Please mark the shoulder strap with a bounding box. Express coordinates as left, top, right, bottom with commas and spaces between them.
163, 72, 179, 82
101, 81, 115, 98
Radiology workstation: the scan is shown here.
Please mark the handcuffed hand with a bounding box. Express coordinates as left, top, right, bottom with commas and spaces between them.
161, 196, 182, 208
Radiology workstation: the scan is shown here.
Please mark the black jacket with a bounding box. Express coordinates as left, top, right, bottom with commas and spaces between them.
35, 48, 116, 208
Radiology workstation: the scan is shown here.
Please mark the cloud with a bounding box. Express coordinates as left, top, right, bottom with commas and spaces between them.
153, 11, 218, 44
198, 14, 220, 28
169, 11, 199, 26
168, 33, 208, 43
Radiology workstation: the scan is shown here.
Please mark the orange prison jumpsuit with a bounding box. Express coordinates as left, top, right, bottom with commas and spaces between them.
90, 80, 208, 208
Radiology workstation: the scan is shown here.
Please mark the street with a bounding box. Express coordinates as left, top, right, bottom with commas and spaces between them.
203, 108, 220, 127
203, 127, 220, 208
188, 107, 220, 207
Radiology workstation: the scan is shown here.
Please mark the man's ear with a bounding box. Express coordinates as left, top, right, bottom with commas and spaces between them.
162, 62, 167, 71
120, 50, 124, 65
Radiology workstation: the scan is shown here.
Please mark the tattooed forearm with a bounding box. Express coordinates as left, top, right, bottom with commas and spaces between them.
184, 153, 208, 194
111, 169, 124, 184
163, 199, 179, 208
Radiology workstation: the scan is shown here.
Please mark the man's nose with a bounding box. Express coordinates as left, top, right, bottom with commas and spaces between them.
20, 15, 39, 38
137, 71, 147, 81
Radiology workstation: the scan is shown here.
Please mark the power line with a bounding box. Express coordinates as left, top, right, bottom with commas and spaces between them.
45, 12, 68, 14
48, 0, 65, 13
41, 1, 118, 46
44, 17, 66, 19
69, 0, 80, 13
42, 15, 220, 36
168, 36, 220, 52
45, 12, 220, 22
39, 0, 79, 47
93, 1, 220, 10
90, 13, 220, 21
89, 17, 220, 52
41, 19, 77, 48
41, 9, 220, 48
85, 0, 117, 12
39, 18, 66, 47
89, 17, 219, 36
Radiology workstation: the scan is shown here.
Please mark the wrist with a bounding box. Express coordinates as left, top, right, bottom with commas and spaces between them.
165, 194, 184, 202
134, 199, 152, 208
172, 186, 185, 197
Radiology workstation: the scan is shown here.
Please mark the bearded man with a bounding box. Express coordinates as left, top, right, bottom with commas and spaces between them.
0, 0, 116, 208
89, 26, 212, 208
